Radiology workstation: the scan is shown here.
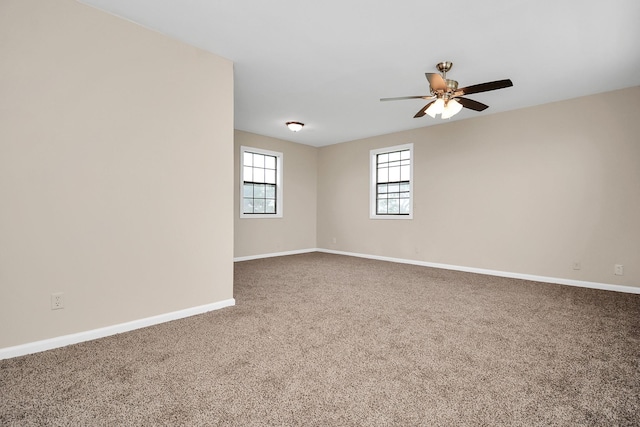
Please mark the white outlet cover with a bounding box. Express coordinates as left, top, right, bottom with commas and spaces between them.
51, 293, 64, 310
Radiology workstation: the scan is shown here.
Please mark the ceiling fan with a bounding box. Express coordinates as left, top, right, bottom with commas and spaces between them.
381, 61, 513, 119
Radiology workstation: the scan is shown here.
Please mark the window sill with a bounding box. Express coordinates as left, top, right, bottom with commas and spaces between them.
369, 214, 413, 220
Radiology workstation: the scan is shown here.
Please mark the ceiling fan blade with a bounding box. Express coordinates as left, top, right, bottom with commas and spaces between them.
426, 73, 446, 91
456, 97, 489, 111
380, 95, 433, 102
414, 101, 435, 118
457, 79, 513, 96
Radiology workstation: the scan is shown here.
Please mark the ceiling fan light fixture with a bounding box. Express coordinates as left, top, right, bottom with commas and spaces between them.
441, 99, 463, 119
426, 98, 445, 118
286, 121, 304, 132
382, 61, 513, 120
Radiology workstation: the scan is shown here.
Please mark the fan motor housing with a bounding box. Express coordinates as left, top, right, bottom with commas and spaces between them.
446, 79, 458, 92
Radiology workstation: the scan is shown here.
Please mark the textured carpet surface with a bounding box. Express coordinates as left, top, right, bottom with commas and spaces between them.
1, 252, 639, 426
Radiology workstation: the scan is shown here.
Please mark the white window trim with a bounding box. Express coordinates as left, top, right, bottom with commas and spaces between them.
240, 146, 283, 218
370, 143, 414, 220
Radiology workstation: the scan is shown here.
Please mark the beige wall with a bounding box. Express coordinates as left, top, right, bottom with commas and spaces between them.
0, 0, 234, 348
234, 131, 317, 258
1, 0, 635, 352
318, 87, 640, 288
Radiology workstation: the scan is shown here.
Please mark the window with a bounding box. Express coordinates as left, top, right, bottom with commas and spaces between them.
240, 146, 283, 218
370, 143, 413, 219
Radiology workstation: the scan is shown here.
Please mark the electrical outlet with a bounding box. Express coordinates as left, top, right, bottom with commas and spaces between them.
572, 261, 581, 270
51, 293, 64, 310
614, 264, 624, 276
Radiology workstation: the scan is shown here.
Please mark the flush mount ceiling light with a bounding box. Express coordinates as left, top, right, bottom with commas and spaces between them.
381, 61, 513, 120
286, 121, 304, 132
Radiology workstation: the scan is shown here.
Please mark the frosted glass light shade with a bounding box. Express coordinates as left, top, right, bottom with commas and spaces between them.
441, 99, 463, 119
286, 121, 304, 132
426, 98, 445, 118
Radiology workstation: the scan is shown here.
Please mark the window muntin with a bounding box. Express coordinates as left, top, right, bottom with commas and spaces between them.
370, 144, 413, 219
240, 146, 282, 218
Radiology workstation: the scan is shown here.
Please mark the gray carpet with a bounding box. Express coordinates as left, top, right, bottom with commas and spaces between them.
1, 252, 639, 426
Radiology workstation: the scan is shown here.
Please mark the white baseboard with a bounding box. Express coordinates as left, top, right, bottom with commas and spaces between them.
6, 250, 635, 359
234, 248, 319, 262
234, 247, 639, 294
0, 298, 235, 360
317, 249, 640, 294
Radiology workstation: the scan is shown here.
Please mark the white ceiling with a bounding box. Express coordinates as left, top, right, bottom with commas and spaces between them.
79, 0, 640, 147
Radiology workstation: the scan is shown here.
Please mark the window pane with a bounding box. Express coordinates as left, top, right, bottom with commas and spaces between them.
265, 185, 276, 199
388, 183, 399, 193
400, 198, 410, 214
243, 152, 253, 166
377, 167, 388, 183
388, 198, 399, 214
254, 184, 265, 198
243, 166, 253, 182
400, 191, 410, 198
389, 160, 401, 168
388, 166, 400, 182
254, 154, 265, 168
400, 165, 410, 181
377, 153, 388, 164
264, 156, 276, 169
401, 150, 410, 160
265, 169, 276, 184
399, 183, 410, 192
377, 199, 387, 214
254, 199, 265, 213
377, 183, 387, 194
243, 198, 253, 213
265, 199, 276, 213
389, 151, 401, 162
243, 184, 253, 198
254, 168, 265, 183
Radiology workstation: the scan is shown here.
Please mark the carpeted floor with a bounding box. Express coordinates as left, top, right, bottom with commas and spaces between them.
1, 252, 639, 426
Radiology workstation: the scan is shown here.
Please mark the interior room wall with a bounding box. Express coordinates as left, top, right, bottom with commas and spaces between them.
0, 0, 234, 349
317, 87, 640, 288
234, 130, 318, 258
